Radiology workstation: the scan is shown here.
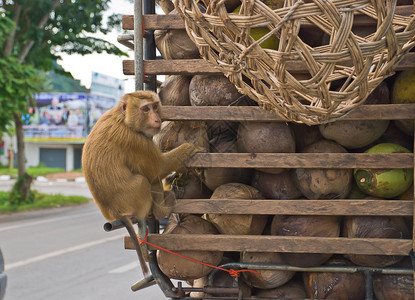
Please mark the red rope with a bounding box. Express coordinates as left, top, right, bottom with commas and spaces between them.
137, 230, 260, 278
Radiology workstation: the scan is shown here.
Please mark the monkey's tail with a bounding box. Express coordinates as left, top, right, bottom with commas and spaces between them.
120, 215, 150, 277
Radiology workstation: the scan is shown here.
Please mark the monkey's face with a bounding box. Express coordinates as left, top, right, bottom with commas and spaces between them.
124, 100, 161, 138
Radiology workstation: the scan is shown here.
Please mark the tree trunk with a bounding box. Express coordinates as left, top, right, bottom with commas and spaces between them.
12, 113, 32, 204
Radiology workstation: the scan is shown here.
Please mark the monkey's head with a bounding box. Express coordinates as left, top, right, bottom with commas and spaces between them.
120, 91, 162, 138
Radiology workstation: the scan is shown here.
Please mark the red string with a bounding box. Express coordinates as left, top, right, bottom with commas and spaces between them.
137, 230, 260, 278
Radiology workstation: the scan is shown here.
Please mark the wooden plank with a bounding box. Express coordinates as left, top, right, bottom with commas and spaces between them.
122, 6, 414, 30
122, 53, 415, 75
185, 153, 414, 169
158, 104, 415, 121
173, 199, 414, 216
125, 234, 412, 255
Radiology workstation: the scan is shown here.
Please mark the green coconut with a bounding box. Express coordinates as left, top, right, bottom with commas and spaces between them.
354, 143, 413, 199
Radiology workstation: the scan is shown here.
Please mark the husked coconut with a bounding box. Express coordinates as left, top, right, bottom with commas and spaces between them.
373, 258, 414, 300
154, 121, 209, 153
291, 123, 322, 152
189, 74, 242, 106
293, 139, 352, 200
157, 214, 223, 280
205, 269, 252, 298
303, 256, 366, 299
270, 215, 341, 267
154, 10, 200, 59
241, 251, 296, 289
203, 134, 253, 191
164, 171, 212, 199
251, 170, 302, 200
255, 280, 306, 299
342, 215, 410, 267
158, 75, 192, 106
207, 183, 267, 235
318, 82, 390, 149
237, 122, 295, 174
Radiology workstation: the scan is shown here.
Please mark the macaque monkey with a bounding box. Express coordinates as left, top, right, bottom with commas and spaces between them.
82, 90, 199, 277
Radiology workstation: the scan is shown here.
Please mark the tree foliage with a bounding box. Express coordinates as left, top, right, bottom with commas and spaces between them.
0, 0, 126, 203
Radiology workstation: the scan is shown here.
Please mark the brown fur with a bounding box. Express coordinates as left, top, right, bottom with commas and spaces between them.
82, 90, 199, 277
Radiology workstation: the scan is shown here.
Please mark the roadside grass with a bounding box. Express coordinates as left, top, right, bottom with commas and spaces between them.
0, 166, 89, 213
0, 166, 65, 178
0, 190, 90, 213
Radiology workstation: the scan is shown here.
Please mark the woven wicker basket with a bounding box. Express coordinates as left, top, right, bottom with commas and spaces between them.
174, 0, 415, 125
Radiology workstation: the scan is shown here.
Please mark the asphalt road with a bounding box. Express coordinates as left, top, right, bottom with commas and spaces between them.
0, 182, 168, 300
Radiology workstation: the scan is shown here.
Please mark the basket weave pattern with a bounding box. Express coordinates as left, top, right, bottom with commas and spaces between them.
174, 0, 415, 124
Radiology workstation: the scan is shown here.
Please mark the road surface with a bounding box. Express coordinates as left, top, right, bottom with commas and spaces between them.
0, 190, 168, 299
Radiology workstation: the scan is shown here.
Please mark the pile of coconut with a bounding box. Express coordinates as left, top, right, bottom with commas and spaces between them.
152, 1, 415, 297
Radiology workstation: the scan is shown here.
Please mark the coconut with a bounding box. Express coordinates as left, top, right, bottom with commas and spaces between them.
251, 170, 303, 200
205, 269, 252, 298
303, 256, 366, 299
354, 143, 413, 199
342, 215, 410, 267
392, 70, 415, 136
319, 82, 390, 149
164, 171, 212, 199
241, 251, 296, 289
189, 74, 242, 106
373, 258, 414, 300
157, 214, 223, 280
293, 139, 353, 200
203, 134, 253, 191
189, 276, 207, 298
270, 215, 341, 267
207, 183, 268, 235
203, 168, 253, 192
255, 280, 307, 299
291, 123, 322, 152
237, 122, 296, 174
371, 122, 414, 152
154, 10, 200, 60
154, 121, 209, 153
158, 75, 192, 106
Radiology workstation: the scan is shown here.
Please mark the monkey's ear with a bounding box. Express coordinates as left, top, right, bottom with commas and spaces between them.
119, 101, 127, 115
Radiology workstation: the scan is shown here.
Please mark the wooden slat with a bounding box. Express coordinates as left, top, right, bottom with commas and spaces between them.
122, 6, 414, 30
185, 153, 414, 169
125, 234, 412, 255
158, 104, 415, 121
173, 199, 414, 216
123, 53, 415, 75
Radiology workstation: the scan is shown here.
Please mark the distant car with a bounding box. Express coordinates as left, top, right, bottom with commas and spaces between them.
0, 248, 6, 300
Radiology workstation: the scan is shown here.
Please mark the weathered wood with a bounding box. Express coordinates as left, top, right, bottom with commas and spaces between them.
184, 153, 414, 169
122, 6, 414, 30
173, 199, 414, 216
123, 53, 415, 75
125, 234, 412, 255
158, 104, 415, 121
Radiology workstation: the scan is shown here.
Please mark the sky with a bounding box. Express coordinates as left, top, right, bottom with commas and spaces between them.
58, 0, 136, 93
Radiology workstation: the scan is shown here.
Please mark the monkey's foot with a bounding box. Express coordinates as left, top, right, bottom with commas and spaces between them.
152, 190, 176, 220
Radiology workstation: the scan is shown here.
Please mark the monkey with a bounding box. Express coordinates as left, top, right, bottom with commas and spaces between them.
81, 90, 200, 278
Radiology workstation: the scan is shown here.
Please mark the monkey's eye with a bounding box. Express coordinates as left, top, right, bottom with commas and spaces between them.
152, 103, 159, 111
141, 106, 150, 113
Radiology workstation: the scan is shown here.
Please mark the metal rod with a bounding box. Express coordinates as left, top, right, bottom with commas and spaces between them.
364, 270, 374, 300
210, 262, 413, 275
103, 217, 138, 232
143, 0, 156, 91
134, 0, 143, 90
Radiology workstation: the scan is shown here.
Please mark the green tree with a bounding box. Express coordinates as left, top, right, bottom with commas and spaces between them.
1, 0, 126, 204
